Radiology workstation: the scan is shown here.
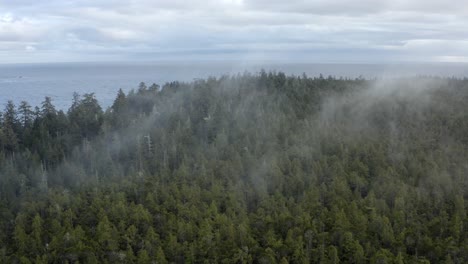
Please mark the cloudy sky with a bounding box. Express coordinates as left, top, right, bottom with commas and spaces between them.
1, 0, 468, 63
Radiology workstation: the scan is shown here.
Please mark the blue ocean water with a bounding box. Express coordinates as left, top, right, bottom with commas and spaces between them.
0, 62, 467, 111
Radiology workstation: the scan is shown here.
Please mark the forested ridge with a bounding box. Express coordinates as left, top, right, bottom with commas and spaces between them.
0, 72, 467, 263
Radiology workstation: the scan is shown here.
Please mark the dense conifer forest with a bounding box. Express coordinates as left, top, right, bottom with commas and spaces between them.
0, 72, 467, 263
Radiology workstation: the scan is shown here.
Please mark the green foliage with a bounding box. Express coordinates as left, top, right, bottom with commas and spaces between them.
0, 74, 467, 262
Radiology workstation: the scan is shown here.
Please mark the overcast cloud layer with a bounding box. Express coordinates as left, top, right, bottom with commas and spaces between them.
1, 0, 468, 63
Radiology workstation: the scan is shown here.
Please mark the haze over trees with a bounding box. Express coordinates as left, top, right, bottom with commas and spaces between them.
0, 72, 467, 263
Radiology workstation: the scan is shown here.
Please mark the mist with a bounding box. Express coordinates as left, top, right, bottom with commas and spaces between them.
0, 72, 467, 263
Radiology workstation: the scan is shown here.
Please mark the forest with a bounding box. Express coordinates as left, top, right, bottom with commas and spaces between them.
0, 71, 467, 263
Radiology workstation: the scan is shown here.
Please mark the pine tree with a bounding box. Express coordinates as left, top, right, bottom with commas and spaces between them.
31, 214, 43, 255
137, 249, 150, 264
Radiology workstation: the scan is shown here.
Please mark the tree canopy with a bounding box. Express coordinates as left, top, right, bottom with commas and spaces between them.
0, 73, 467, 263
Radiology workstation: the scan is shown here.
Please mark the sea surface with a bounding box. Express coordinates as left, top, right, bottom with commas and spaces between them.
1, 62, 467, 110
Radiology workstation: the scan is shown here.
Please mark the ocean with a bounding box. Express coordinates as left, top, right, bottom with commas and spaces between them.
1, 62, 467, 111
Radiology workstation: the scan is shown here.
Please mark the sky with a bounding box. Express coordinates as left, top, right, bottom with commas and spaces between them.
1, 0, 468, 64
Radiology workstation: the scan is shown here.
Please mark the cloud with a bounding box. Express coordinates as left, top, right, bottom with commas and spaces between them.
246, 0, 468, 15
25, 45, 36, 51
0, 13, 45, 42
0, 0, 467, 63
